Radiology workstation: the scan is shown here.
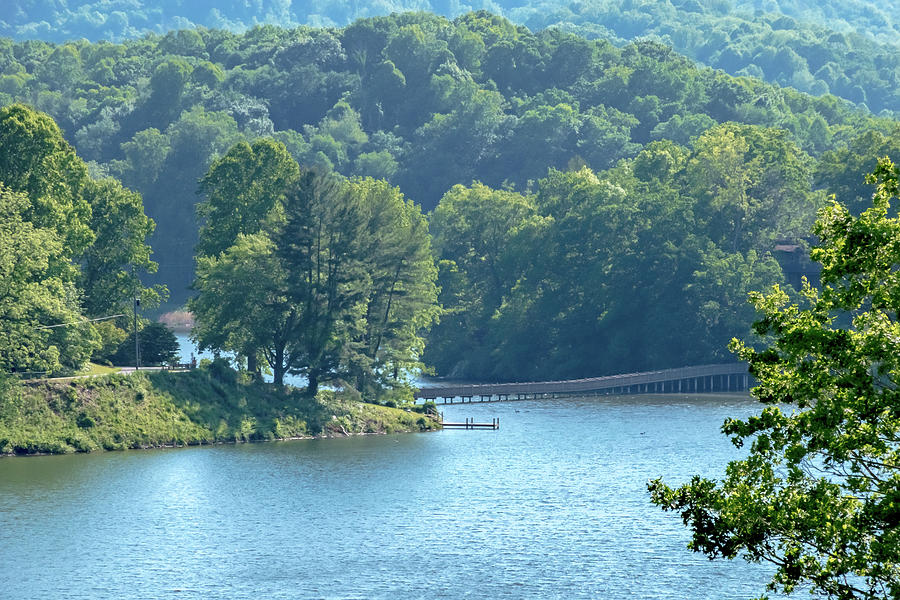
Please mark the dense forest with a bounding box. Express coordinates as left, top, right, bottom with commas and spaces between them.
0, 103, 161, 376
7, 1, 900, 44
3, 9, 900, 382
0, 12, 892, 300
7, 1, 900, 116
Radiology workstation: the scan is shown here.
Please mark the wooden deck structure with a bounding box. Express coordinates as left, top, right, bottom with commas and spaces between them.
441, 417, 500, 430
415, 363, 750, 405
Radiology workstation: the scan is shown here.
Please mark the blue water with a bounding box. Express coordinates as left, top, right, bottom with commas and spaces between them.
175, 332, 216, 366
0, 394, 781, 599
174, 333, 310, 387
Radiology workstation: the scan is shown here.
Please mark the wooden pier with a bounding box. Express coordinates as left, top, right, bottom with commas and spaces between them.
441, 417, 500, 430
415, 363, 750, 405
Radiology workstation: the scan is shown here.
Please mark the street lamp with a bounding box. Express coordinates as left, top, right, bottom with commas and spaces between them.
133, 293, 140, 370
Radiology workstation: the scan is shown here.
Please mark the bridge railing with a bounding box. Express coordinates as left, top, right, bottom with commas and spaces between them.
414, 363, 749, 400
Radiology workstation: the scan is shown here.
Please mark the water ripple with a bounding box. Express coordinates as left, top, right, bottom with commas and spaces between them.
0, 395, 781, 599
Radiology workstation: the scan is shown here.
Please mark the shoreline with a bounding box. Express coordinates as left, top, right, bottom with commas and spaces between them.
0, 429, 430, 458
0, 366, 441, 457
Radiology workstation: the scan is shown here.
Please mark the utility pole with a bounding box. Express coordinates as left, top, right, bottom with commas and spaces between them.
132, 266, 140, 370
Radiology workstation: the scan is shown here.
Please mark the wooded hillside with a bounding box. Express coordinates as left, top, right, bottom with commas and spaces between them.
0, 11, 892, 305
4, 10, 900, 379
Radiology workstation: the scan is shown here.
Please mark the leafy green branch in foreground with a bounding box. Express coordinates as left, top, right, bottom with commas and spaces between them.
650, 158, 900, 600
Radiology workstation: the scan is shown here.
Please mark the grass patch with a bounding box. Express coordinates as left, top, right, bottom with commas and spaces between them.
83, 363, 121, 376
0, 362, 440, 455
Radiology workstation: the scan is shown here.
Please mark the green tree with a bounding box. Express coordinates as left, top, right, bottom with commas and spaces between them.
649, 159, 900, 600
110, 128, 170, 192
197, 138, 300, 257
342, 177, 439, 397
684, 123, 821, 254
191, 232, 285, 378
815, 128, 900, 216
269, 170, 370, 391
0, 105, 159, 374
0, 103, 93, 267
113, 321, 180, 366
142, 107, 242, 300
147, 57, 193, 125
425, 182, 538, 377
0, 184, 98, 375
79, 177, 163, 318
193, 152, 439, 394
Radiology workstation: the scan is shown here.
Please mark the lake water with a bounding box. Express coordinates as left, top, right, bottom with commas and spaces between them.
0, 394, 780, 599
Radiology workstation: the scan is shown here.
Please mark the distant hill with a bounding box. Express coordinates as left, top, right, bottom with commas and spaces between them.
7, 1, 900, 45
5, 1, 900, 116
0, 11, 893, 309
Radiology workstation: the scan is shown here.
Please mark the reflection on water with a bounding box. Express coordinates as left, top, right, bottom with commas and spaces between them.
0, 394, 779, 599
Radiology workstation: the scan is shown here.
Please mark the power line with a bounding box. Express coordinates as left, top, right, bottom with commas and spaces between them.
34, 314, 127, 330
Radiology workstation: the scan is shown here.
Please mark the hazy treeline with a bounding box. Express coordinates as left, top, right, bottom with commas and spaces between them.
7, 1, 899, 44
528, 0, 900, 116
6, 0, 900, 116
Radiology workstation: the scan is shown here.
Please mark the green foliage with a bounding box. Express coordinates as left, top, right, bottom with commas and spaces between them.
79, 176, 163, 317
0, 103, 93, 264
0, 104, 158, 376
5, 8, 900, 385
0, 183, 87, 375
426, 182, 540, 376
427, 124, 819, 379
0, 11, 891, 310
341, 177, 440, 396
112, 322, 180, 366
91, 320, 127, 364
815, 127, 900, 216
649, 159, 900, 599
192, 145, 438, 394
524, 0, 900, 115
196, 138, 300, 257
0, 367, 440, 455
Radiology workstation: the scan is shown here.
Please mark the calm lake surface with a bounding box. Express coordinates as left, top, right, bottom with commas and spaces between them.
0, 394, 780, 599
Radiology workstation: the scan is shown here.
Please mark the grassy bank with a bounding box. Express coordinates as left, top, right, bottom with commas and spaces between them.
0, 362, 440, 455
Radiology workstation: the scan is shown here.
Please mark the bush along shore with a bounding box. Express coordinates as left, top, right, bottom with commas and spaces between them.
0, 361, 440, 455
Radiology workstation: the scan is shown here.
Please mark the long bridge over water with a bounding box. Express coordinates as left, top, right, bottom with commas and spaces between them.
414, 364, 750, 405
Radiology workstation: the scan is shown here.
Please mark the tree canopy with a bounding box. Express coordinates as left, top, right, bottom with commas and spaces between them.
649, 159, 900, 599
191, 140, 438, 394
0, 104, 160, 375
5, 9, 900, 383
426, 125, 822, 380
0, 12, 892, 307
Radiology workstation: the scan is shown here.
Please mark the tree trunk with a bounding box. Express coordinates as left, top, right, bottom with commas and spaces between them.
273, 344, 285, 386
247, 353, 259, 380
306, 371, 319, 396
